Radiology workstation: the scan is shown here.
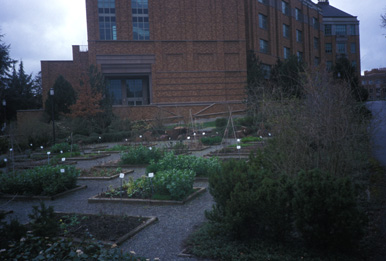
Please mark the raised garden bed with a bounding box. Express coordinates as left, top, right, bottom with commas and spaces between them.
94, 160, 149, 168
54, 212, 157, 247
66, 153, 111, 161
88, 187, 206, 205
0, 185, 87, 201
78, 168, 134, 180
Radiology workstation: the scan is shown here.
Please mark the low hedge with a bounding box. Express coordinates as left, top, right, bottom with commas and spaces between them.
120, 146, 163, 165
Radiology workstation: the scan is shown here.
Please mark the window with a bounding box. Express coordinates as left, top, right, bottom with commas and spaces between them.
259, 14, 268, 30
98, 0, 117, 40
261, 64, 271, 79
107, 77, 150, 106
284, 47, 291, 59
335, 25, 346, 35
132, 0, 149, 40
314, 37, 319, 49
260, 39, 269, 54
326, 61, 333, 71
258, 0, 268, 4
351, 43, 356, 53
296, 30, 302, 42
295, 8, 302, 21
313, 17, 319, 30
351, 61, 357, 69
282, 1, 290, 16
283, 24, 290, 38
314, 57, 320, 66
325, 43, 332, 53
324, 24, 332, 35
337, 43, 346, 54
297, 51, 303, 61
350, 25, 356, 35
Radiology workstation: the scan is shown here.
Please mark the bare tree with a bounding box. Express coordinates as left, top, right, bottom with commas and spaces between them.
381, 9, 386, 28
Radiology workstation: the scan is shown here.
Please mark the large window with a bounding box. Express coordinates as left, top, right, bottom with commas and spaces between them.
313, 17, 319, 30
324, 24, 332, 35
259, 14, 268, 30
335, 25, 347, 35
295, 8, 302, 21
284, 47, 291, 59
296, 30, 302, 42
283, 24, 290, 38
98, 0, 117, 40
132, 0, 149, 40
282, 1, 290, 16
350, 25, 356, 35
325, 43, 332, 53
107, 77, 150, 106
258, 0, 268, 4
314, 37, 319, 49
337, 43, 347, 54
260, 39, 269, 54
351, 42, 356, 53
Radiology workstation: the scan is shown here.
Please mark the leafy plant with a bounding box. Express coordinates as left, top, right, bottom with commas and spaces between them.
120, 145, 163, 165
153, 169, 195, 200
241, 136, 262, 143
28, 202, 59, 237
201, 136, 222, 145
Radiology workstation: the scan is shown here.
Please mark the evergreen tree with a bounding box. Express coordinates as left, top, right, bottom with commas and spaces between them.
45, 75, 76, 119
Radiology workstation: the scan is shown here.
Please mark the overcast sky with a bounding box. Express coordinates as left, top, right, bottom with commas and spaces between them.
0, 0, 385, 77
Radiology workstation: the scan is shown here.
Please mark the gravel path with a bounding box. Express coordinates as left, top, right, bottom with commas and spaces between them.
0, 144, 219, 260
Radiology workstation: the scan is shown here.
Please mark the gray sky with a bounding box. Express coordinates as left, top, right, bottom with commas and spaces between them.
0, 0, 385, 77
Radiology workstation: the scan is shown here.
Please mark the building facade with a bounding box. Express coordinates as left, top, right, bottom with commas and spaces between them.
362, 68, 386, 100
41, 0, 361, 121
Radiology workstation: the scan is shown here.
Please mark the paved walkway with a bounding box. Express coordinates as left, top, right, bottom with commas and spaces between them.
0, 144, 222, 260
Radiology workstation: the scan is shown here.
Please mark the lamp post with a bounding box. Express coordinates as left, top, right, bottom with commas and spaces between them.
2, 99, 6, 129
50, 88, 55, 144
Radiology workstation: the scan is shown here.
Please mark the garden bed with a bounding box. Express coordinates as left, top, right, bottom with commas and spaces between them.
78, 168, 134, 180
88, 187, 206, 205
54, 212, 158, 247
94, 160, 149, 168
0, 185, 87, 201
66, 153, 111, 161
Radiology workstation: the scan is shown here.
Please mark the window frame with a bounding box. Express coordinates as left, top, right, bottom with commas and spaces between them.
259, 13, 268, 30
260, 39, 269, 54
283, 24, 290, 38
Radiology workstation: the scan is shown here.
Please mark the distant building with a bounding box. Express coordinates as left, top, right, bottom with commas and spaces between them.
41, 0, 361, 121
362, 68, 386, 100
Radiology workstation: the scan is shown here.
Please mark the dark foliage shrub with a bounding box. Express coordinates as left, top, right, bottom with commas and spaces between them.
120, 146, 163, 165
201, 136, 222, 145
28, 202, 59, 238
0, 136, 8, 154
292, 169, 366, 251
0, 214, 27, 249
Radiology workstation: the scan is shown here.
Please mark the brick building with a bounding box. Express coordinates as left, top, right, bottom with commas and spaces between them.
41, 0, 361, 121
362, 68, 386, 100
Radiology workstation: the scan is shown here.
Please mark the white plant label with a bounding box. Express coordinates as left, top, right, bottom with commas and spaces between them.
60, 169, 65, 173
40, 146, 43, 149
148, 172, 154, 178
187, 136, 191, 140
237, 139, 241, 143
149, 147, 152, 150
119, 173, 125, 179
4, 158, 7, 162
62, 158, 66, 162
237, 145, 241, 150
60, 150, 63, 154
47, 152, 51, 155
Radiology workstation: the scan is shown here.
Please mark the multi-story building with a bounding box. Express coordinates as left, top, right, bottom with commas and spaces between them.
317, 0, 360, 75
362, 68, 386, 100
41, 0, 361, 121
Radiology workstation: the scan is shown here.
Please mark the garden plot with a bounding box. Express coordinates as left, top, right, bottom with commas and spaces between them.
78, 167, 134, 180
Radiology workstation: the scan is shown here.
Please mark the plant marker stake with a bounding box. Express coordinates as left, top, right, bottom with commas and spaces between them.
149, 172, 154, 196
119, 173, 125, 199
40, 146, 43, 149
47, 151, 51, 164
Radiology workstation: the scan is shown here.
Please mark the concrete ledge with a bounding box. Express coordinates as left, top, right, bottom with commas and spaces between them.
88, 187, 206, 205
0, 185, 87, 201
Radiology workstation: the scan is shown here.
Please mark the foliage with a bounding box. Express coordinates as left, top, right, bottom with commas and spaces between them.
146, 152, 221, 177
293, 169, 366, 251
333, 56, 368, 102
0, 214, 27, 249
28, 202, 59, 237
120, 145, 163, 165
0, 165, 79, 196
0, 33, 14, 89
201, 136, 222, 145
45, 75, 77, 119
241, 136, 262, 143
50, 142, 79, 153
16, 117, 52, 149
215, 118, 227, 128
153, 169, 195, 200
80, 167, 122, 177
169, 141, 188, 154
382, 10, 386, 28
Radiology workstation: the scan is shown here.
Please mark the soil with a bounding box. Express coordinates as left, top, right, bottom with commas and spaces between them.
79, 167, 122, 177
56, 213, 149, 243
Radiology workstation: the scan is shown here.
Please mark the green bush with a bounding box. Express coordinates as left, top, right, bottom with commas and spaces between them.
201, 136, 222, 145
50, 142, 79, 153
293, 169, 366, 251
241, 136, 262, 143
0, 165, 79, 196
120, 146, 163, 165
146, 152, 221, 177
153, 169, 195, 200
207, 160, 293, 241
0, 214, 27, 249
215, 118, 227, 128
28, 202, 59, 238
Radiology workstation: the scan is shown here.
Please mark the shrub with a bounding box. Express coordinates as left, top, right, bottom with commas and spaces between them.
146, 152, 221, 177
207, 160, 293, 241
201, 136, 222, 146
16, 118, 52, 148
215, 118, 227, 128
0, 165, 79, 196
28, 202, 59, 238
50, 142, 79, 153
0, 214, 27, 249
153, 169, 195, 200
120, 146, 163, 165
292, 169, 366, 251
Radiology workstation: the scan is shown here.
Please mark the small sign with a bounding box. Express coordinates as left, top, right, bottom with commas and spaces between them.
148, 172, 154, 178
149, 147, 152, 150
119, 173, 125, 179
60, 169, 65, 173
187, 136, 191, 140
139, 135, 143, 138
30, 144, 33, 147
9, 148, 13, 152
202, 132, 206, 136
193, 133, 196, 136
237, 145, 241, 150
60, 150, 63, 154
268, 133, 272, 137
47, 151, 51, 155
40, 146, 44, 149
237, 139, 241, 143
260, 136, 263, 139
62, 158, 66, 162
125, 139, 128, 142
4, 158, 7, 162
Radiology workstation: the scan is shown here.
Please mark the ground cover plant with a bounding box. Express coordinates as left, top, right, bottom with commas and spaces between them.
0, 203, 147, 260
50, 142, 80, 153
120, 145, 163, 165
0, 165, 79, 196
103, 169, 195, 201
146, 152, 221, 177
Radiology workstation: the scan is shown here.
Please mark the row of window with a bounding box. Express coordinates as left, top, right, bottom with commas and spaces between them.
363, 79, 386, 85
325, 42, 356, 54
98, 0, 149, 41
325, 24, 357, 36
